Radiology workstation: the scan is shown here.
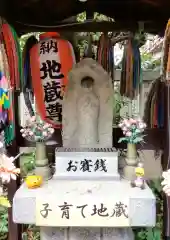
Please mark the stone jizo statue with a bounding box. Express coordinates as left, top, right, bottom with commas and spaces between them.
62, 58, 113, 148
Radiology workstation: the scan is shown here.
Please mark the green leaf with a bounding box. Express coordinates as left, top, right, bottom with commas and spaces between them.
146, 228, 154, 240
153, 228, 161, 240
118, 137, 128, 143
132, 137, 144, 144
136, 229, 146, 239
0, 223, 8, 233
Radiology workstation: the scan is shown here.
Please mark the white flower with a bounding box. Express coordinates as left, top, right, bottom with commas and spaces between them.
0, 172, 16, 183
118, 123, 123, 128
0, 141, 3, 149
42, 132, 47, 137
138, 123, 144, 129
48, 128, 54, 134
161, 170, 170, 196
0, 154, 20, 183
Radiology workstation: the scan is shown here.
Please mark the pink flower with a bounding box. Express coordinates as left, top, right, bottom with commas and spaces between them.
123, 119, 131, 127
43, 124, 49, 129
129, 118, 137, 124
125, 131, 132, 137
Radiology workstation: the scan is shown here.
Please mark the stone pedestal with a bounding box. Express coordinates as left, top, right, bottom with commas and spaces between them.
40, 227, 134, 240
13, 178, 155, 239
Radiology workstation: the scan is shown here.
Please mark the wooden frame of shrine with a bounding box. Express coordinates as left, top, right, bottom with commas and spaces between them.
1, 0, 170, 239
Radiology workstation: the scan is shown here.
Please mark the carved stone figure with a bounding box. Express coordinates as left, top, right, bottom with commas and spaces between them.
62, 58, 113, 148
77, 76, 99, 147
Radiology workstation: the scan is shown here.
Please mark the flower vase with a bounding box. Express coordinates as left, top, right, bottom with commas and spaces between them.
123, 143, 138, 181
35, 142, 51, 180
126, 143, 137, 165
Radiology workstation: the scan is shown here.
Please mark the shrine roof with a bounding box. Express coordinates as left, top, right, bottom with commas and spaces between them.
3, 0, 170, 35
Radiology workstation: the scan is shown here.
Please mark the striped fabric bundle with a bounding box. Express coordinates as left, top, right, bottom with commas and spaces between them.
144, 77, 164, 128
96, 33, 114, 80
144, 20, 170, 128
120, 39, 141, 100
0, 20, 22, 144
1, 23, 22, 89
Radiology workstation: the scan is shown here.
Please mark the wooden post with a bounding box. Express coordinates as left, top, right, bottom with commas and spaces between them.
7, 91, 22, 240
162, 83, 170, 239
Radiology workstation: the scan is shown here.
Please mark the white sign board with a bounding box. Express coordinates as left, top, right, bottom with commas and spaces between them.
54, 151, 119, 179
36, 196, 129, 227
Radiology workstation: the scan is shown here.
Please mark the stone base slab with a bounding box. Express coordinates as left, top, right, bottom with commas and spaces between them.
13, 179, 155, 227
40, 227, 135, 240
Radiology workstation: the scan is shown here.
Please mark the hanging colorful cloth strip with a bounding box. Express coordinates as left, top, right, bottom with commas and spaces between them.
0, 20, 22, 144
144, 77, 164, 128
120, 38, 141, 100
161, 19, 170, 81
0, 43, 13, 144
96, 33, 114, 80
1, 23, 22, 89
144, 21, 170, 128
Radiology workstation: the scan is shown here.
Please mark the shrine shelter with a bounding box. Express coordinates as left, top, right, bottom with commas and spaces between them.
0, 0, 170, 240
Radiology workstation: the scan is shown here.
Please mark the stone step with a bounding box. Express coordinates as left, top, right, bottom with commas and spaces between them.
54, 148, 119, 180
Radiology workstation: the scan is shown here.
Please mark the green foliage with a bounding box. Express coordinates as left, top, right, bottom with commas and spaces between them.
141, 52, 161, 70
19, 33, 40, 52
135, 228, 161, 240
0, 207, 8, 240
22, 225, 40, 240
20, 151, 36, 178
